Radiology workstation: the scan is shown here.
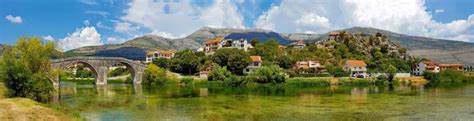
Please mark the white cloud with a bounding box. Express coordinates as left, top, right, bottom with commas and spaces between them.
58, 26, 103, 51
113, 21, 139, 33
96, 21, 112, 30
120, 0, 244, 38
255, 0, 474, 42
85, 11, 110, 17
42, 35, 55, 41
5, 15, 23, 24
79, 0, 97, 5
106, 37, 126, 44
434, 9, 445, 14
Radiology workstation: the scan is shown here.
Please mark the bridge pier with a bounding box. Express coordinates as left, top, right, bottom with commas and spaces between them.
96, 67, 109, 85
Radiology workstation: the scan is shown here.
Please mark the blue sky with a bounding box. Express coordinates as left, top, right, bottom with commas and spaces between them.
1, 0, 474, 51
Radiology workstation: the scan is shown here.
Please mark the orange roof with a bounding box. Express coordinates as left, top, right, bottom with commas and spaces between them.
329, 32, 341, 36
206, 37, 224, 44
146, 50, 177, 55
346, 60, 367, 67
421, 60, 439, 66
250, 56, 262, 62
439, 64, 464, 67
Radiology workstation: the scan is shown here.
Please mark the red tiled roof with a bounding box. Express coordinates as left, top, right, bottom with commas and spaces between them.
206, 37, 224, 44
250, 56, 262, 62
346, 60, 367, 67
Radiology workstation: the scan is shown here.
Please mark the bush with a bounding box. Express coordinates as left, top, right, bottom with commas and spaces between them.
223, 76, 248, 87
424, 69, 465, 84
208, 66, 233, 81
143, 64, 169, 85
248, 65, 286, 84
327, 66, 350, 77
108, 67, 129, 77
180, 77, 194, 85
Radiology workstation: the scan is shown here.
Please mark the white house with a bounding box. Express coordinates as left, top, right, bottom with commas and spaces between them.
344, 60, 368, 77
219, 38, 253, 51
145, 50, 177, 63
243, 56, 262, 74
412, 61, 440, 76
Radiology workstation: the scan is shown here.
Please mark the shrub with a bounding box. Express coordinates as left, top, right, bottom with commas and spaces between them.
143, 64, 169, 85
424, 69, 465, 85
180, 77, 194, 85
248, 65, 286, 84
223, 75, 248, 87
208, 66, 233, 81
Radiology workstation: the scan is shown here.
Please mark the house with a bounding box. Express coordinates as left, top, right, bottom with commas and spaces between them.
412, 60, 440, 76
204, 37, 224, 55
328, 32, 343, 41
289, 41, 306, 49
145, 50, 177, 63
199, 63, 217, 78
202, 37, 253, 55
243, 56, 262, 74
344, 60, 368, 77
439, 64, 464, 71
219, 38, 253, 51
294, 61, 322, 74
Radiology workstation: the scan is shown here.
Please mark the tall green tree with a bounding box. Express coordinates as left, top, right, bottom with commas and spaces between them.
212, 48, 251, 75
0, 37, 57, 102
152, 58, 170, 69
169, 49, 205, 75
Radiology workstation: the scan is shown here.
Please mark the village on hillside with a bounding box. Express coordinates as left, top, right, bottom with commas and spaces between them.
144, 31, 474, 81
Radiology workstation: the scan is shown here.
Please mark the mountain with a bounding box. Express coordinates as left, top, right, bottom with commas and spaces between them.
317, 27, 474, 66
67, 27, 474, 66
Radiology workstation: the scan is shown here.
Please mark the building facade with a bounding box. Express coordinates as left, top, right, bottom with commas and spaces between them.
294, 61, 322, 74
289, 41, 306, 49
201, 37, 253, 55
145, 50, 177, 63
344, 60, 368, 77
412, 60, 464, 76
243, 56, 262, 74
204, 37, 224, 55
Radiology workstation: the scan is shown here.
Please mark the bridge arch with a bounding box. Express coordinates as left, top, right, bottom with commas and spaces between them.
51, 57, 146, 85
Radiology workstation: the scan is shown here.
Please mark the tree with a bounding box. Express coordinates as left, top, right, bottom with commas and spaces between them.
143, 64, 168, 85
152, 58, 170, 69
250, 38, 260, 47
248, 65, 286, 84
169, 49, 204, 75
385, 65, 398, 82
212, 48, 251, 75
249, 38, 284, 63
0, 37, 56, 102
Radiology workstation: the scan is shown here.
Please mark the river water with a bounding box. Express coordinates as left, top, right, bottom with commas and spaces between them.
48, 82, 474, 120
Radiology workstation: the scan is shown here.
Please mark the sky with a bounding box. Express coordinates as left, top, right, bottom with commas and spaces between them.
1, 0, 474, 51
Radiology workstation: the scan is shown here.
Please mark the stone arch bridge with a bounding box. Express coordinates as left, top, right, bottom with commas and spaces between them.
51, 57, 147, 85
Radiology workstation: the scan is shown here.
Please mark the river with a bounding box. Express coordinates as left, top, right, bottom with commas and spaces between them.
48, 82, 474, 120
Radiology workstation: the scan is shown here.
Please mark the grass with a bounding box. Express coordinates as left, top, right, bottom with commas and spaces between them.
0, 82, 73, 120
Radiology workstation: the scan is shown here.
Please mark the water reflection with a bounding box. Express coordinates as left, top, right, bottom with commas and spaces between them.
48, 83, 474, 120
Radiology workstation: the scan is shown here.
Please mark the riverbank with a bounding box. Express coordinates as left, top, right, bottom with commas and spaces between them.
0, 83, 72, 121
